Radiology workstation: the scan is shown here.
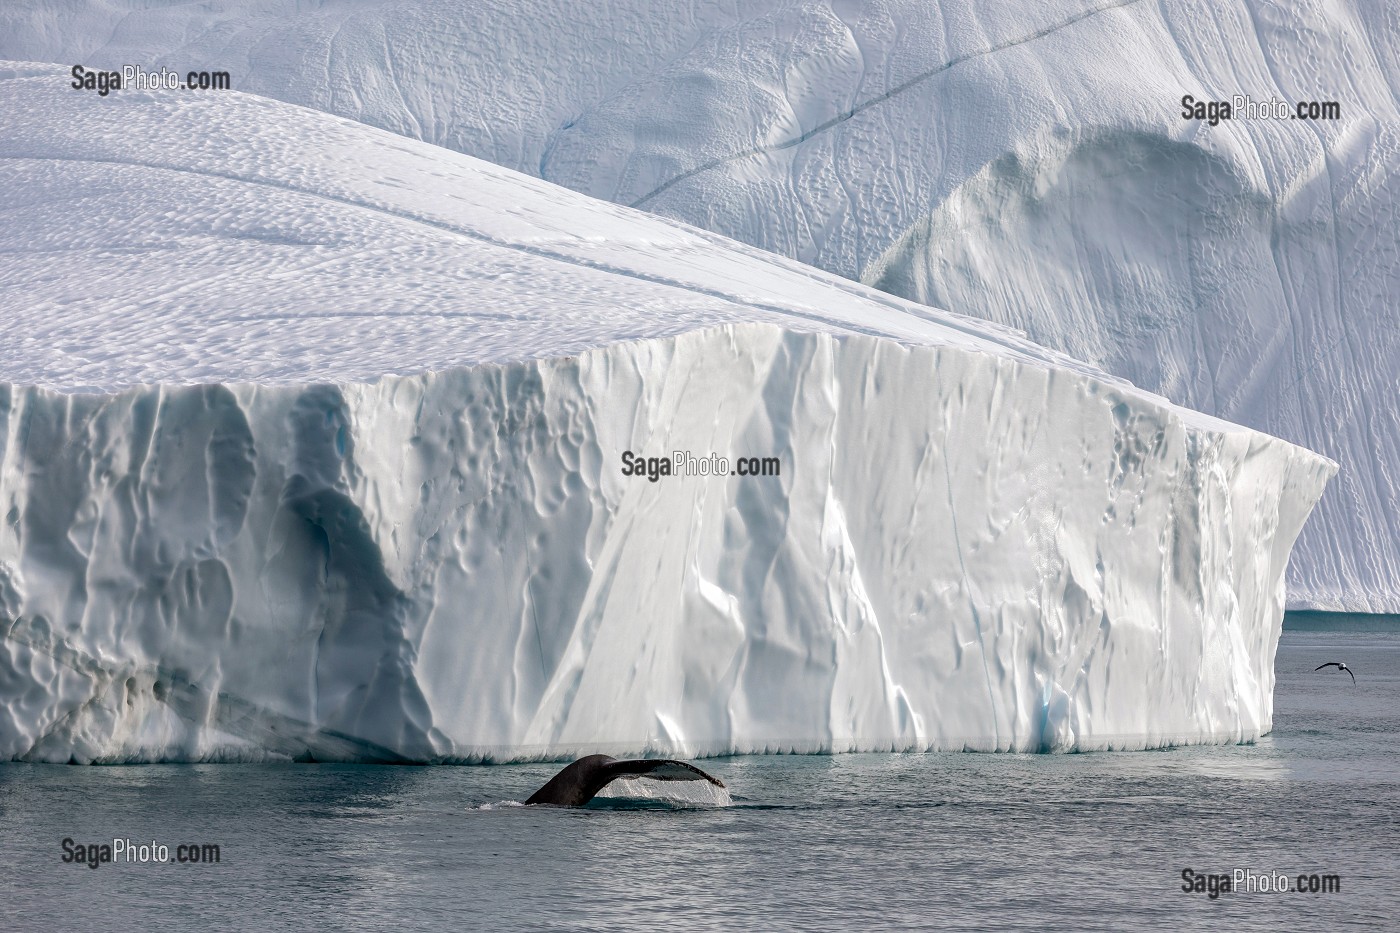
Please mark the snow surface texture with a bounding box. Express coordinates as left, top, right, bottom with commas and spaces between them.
4, 0, 1388, 609
0, 67, 1332, 761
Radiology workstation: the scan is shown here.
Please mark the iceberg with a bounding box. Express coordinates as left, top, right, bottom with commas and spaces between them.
4, 0, 1385, 610
0, 65, 1332, 762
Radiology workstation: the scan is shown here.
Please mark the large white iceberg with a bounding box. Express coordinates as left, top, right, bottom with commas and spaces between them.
0, 65, 1332, 762
5, 0, 1386, 610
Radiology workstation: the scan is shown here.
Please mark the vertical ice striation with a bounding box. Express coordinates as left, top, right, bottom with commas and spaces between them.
0, 326, 1334, 762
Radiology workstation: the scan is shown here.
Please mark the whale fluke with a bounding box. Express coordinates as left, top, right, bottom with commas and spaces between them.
524, 754, 725, 807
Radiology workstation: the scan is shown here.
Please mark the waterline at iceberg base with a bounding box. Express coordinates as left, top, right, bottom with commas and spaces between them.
0, 324, 1334, 763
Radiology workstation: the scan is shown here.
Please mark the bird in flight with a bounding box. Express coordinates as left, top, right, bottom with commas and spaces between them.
1315, 661, 1356, 684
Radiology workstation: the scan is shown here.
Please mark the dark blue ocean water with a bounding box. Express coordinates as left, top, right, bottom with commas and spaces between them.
2, 629, 1396, 931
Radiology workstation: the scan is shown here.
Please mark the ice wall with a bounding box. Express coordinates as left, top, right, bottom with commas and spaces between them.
0, 61, 1335, 761
0, 325, 1333, 763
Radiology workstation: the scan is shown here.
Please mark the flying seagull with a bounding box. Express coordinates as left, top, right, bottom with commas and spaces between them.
1315, 661, 1356, 684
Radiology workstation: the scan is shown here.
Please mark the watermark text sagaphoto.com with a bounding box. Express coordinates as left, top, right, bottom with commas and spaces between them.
620, 450, 781, 483
71, 64, 231, 96
1180, 867, 1341, 898
61, 837, 222, 869
1180, 94, 1341, 126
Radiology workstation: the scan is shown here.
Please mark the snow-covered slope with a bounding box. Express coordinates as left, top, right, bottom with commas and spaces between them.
3, 0, 1388, 609
0, 64, 1333, 762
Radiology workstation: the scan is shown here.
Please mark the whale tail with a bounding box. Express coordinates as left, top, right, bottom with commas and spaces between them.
606, 758, 726, 787
525, 754, 725, 806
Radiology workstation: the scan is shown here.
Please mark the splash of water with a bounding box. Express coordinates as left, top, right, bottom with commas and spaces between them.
594, 777, 733, 807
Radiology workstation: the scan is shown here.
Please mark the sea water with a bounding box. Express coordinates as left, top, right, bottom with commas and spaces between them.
2, 629, 1396, 930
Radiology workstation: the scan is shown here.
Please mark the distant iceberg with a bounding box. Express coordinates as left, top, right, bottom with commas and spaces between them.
0, 66, 1332, 762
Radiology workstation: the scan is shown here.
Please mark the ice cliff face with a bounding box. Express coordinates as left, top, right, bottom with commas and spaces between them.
0, 328, 1334, 762
4, 0, 1387, 609
0, 65, 1333, 761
